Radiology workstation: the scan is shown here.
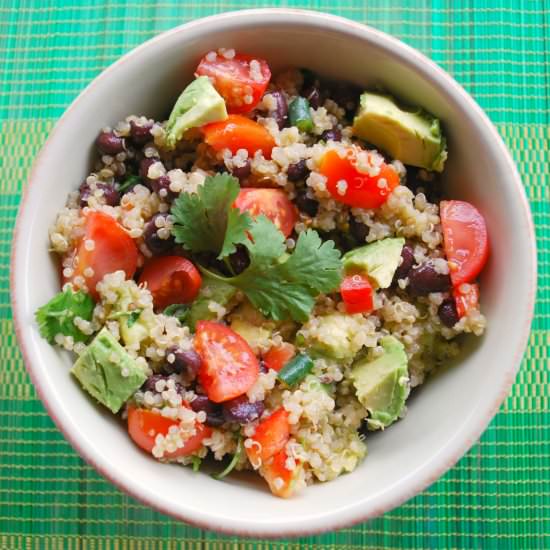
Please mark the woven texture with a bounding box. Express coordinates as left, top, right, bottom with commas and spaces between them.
1, 1, 548, 548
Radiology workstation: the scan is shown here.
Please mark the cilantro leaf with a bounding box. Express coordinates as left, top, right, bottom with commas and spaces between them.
281, 229, 342, 294
126, 310, 142, 327
212, 436, 243, 480
205, 216, 342, 322
117, 175, 140, 194
35, 288, 95, 344
171, 173, 252, 259
163, 303, 190, 324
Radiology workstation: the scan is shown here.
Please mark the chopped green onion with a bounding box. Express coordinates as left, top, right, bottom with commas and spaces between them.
117, 175, 140, 193
191, 456, 202, 472
163, 303, 189, 324
289, 97, 314, 133
212, 437, 242, 481
277, 353, 314, 386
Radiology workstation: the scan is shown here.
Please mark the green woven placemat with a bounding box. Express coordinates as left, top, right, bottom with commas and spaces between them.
1, 1, 548, 548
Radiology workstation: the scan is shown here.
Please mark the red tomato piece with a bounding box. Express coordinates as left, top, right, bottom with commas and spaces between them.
262, 342, 296, 372
195, 321, 260, 403
195, 52, 271, 113
64, 211, 138, 300
453, 283, 480, 318
319, 148, 399, 209
138, 256, 202, 310
246, 408, 290, 467
260, 448, 302, 498
202, 114, 275, 159
127, 405, 211, 458
340, 273, 374, 314
440, 200, 489, 287
234, 188, 298, 238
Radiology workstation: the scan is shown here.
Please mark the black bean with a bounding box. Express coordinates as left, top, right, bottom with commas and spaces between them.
222, 395, 265, 424
394, 244, 415, 281
96, 131, 125, 155
404, 166, 442, 204
259, 361, 268, 374
295, 189, 319, 217
142, 374, 184, 395
150, 175, 177, 201
164, 346, 202, 385
330, 83, 360, 115
230, 159, 251, 181
229, 244, 250, 275
438, 299, 459, 328
139, 157, 158, 183
269, 90, 289, 130
303, 86, 320, 109
349, 217, 369, 243
79, 181, 120, 207
190, 395, 225, 427
320, 128, 342, 142
408, 262, 452, 296
143, 213, 174, 256
129, 120, 153, 145
287, 159, 309, 182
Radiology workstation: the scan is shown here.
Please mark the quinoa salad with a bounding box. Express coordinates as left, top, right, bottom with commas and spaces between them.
36, 48, 489, 498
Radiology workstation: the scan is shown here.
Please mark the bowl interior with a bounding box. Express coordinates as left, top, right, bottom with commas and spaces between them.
14, 11, 535, 536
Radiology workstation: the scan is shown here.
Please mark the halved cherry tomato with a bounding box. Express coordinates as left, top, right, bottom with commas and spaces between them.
319, 148, 399, 209
340, 273, 374, 314
63, 211, 138, 301
234, 188, 298, 238
454, 283, 480, 318
260, 448, 302, 498
440, 200, 489, 287
262, 342, 296, 372
196, 52, 271, 114
195, 321, 260, 403
246, 407, 290, 467
202, 114, 275, 159
138, 256, 202, 311
127, 405, 211, 458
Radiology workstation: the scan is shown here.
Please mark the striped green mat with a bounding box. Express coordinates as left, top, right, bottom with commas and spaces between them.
1, 1, 548, 548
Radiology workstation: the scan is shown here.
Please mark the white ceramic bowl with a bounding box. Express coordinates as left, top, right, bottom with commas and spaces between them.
12, 9, 536, 537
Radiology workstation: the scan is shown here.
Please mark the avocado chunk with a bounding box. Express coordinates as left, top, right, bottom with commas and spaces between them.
230, 319, 272, 354
165, 76, 228, 149
299, 312, 369, 360
351, 335, 409, 430
185, 275, 237, 331
352, 92, 447, 172
343, 237, 405, 288
71, 327, 147, 413
120, 309, 155, 348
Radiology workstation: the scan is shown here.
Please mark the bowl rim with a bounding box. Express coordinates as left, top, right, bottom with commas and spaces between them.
11, 7, 537, 538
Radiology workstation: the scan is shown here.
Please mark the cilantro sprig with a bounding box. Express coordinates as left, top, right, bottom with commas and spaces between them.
170, 173, 342, 322
35, 287, 95, 344
171, 173, 252, 260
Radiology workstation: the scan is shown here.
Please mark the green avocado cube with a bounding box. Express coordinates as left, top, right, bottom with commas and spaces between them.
165, 76, 228, 149
343, 237, 405, 288
71, 327, 147, 413
185, 275, 237, 331
352, 92, 447, 172
351, 335, 409, 430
